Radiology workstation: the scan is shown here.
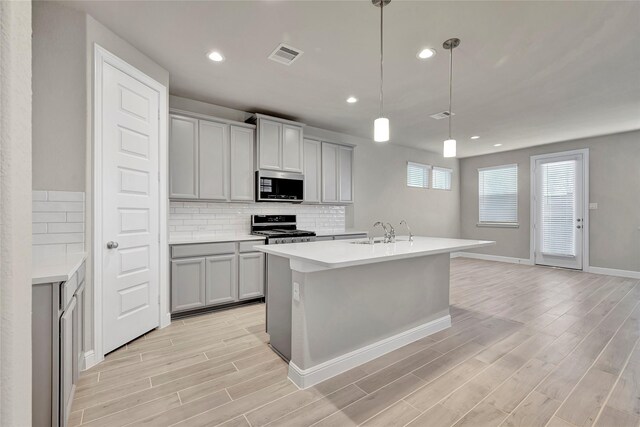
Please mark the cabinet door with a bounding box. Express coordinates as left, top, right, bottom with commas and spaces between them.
321, 142, 339, 203
73, 283, 85, 383
60, 296, 76, 427
258, 119, 282, 170
169, 115, 199, 199
230, 126, 255, 201
303, 139, 321, 203
171, 258, 206, 312
199, 120, 229, 201
282, 125, 303, 173
338, 145, 354, 203
238, 252, 265, 300
205, 254, 238, 306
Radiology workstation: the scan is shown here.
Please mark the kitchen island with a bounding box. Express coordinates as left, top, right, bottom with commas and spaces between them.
256, 236, 495, 389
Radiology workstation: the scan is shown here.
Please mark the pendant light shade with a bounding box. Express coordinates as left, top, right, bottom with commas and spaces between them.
374, 117, 390, 142
373, 0, 390, 142
442, 38, 460, 157
443, 139, 457, 158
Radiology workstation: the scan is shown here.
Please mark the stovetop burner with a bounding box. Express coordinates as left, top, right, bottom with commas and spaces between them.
250, 214, 316, 243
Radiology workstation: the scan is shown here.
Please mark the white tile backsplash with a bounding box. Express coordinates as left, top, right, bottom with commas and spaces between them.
169, 201, 346, 241
33, 191, 85, 257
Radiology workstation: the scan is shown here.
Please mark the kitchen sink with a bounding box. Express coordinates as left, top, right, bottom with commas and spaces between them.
349, 239, 384, 245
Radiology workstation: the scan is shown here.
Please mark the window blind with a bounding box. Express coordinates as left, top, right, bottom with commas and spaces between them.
540, 160, 576, 256
407, 162, 431, 188
432, 167, 452, 190
478, 164, 518, 224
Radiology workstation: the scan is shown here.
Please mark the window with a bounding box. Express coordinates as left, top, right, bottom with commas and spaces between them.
407, 162, 431, 188
432, 167, 452, 190
478, 164, 518, 225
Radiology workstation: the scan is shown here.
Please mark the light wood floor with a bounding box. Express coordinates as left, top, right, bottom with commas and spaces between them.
71, 258, 640, 427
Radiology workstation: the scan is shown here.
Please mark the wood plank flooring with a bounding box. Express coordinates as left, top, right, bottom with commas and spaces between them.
71, 259, 640, 427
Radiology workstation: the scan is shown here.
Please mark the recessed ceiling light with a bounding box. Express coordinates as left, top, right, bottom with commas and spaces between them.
470, 136, 480, 140
417, 48, 436, 60
493, 143, 502, 147
346, 97, 358, 104
207, 51, 225, 62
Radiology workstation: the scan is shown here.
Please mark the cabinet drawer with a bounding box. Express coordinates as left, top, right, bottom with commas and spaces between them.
239, 240, 264, 253
172, 242, 235, 259
61, 273, 78, 310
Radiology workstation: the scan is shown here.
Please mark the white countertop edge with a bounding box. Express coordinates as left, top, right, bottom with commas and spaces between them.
32, 252, 87, 285
256, 238, 495, 270
169, 235, 266, 245
315, 230, 369, 237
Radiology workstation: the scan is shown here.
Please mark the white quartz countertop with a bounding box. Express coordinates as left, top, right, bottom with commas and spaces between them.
169, 235, 266, 245
256, 236, 495, 269
33, 252, 87, 285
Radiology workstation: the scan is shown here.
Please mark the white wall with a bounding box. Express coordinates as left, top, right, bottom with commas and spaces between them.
0, 1, 32, 424
460, 130, 640, 272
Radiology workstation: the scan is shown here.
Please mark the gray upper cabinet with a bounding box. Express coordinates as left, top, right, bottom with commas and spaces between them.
171, 257, 206, 312
205, 254, 237, 305
303, 139, 322, 203
322, 142, 339, 203
169, 115, 199, 199
338, 145, 354, 203
169, 112, 256, 202
282, 125, 304, 173
230, 126, 255, 201
199, 120, 229, 201
322, 142, 354, 204
256, 115, 304, 173
258, 119, 282, 170
239, 252, 265, 300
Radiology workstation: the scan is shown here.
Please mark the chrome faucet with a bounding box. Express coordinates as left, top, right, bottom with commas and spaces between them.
386, 223, 396, 243
400, 219, 414, 242
373, 221, 392, 243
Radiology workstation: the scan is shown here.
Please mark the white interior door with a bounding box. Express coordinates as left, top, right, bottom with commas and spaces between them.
101, 61, 160, 353
534, 153, 585, 269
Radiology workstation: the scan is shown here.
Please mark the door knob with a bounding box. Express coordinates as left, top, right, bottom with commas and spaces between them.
107, 241, 119, 249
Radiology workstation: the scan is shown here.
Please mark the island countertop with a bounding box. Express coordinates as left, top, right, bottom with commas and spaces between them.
255, 236, 494, 269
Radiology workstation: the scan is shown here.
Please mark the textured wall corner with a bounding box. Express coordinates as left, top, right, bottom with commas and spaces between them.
0, 1, 33, 425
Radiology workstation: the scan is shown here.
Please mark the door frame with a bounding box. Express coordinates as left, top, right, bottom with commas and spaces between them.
92, 44, 169, 365
529, 148, 589, 269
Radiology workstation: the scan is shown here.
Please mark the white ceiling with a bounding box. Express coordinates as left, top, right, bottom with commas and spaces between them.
63, 0, 640, 157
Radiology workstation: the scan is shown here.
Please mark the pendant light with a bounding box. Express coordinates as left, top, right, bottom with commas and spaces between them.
443, 38, 460, 157
373, 0, 390, 142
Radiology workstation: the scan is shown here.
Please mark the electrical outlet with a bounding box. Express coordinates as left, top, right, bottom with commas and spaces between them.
589, 203, 598, 210
293, 282, 300, 302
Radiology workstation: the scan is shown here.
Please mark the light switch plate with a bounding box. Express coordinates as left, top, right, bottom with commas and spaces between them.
589, 203, 598, 210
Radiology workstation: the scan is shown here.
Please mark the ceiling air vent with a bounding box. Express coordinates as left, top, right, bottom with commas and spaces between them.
430, 111, 456, 120
268, 43, 304, 66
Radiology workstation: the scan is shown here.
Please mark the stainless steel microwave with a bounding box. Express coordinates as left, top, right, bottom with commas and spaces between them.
256, 170, 304, 203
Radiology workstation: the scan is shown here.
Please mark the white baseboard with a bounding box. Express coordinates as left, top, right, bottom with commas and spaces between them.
586, 266, 640, 280
160, 311, 172, 329
451, 251, 533, 265
82, 350, 99, 370
287, 314, 452, 390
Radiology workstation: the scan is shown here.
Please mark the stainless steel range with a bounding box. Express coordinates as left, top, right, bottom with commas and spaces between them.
251, 215, 316, 244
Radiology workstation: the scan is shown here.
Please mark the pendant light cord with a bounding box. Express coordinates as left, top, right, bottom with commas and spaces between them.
380, 1, 384, 118
448, 43, 453, 140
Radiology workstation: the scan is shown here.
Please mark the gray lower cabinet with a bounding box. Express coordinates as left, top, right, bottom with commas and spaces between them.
205, 254, 238, 305
32, 260, 86, 427
238, 252, 265, 300
171, 257, 206, 312
171, 241, 265, 314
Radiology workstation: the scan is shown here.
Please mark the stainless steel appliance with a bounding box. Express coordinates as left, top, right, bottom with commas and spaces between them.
255, 171, 304, 203
251, 215, 315, 361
